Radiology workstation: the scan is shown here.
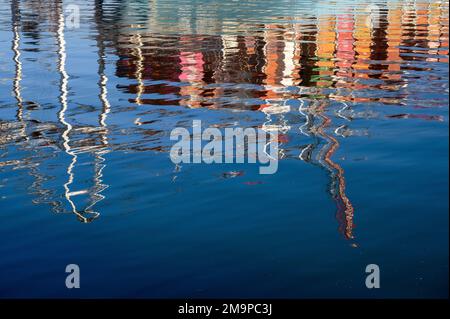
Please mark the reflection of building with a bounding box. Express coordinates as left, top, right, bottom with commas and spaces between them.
3, 0, 449, 235
97, 0, 449, 239
110, 1, 450, 109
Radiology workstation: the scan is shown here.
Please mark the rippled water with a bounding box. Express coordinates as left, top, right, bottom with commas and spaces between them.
0, 0, 448, 298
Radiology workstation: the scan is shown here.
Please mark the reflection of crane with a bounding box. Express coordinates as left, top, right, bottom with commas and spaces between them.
298, 99, 355, 240
317, 106, 354, 240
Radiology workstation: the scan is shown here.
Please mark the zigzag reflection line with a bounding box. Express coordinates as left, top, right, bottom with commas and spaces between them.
56, 6, 98, 223
11, 0, 25, 139
315, 103, 355, 240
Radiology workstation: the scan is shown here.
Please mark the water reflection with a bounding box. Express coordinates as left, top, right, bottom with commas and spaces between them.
0, 0, 448, 241
55, 0, 110, 222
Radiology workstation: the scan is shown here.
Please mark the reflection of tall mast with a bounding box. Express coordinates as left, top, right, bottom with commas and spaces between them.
11, 0, 24, 136
96, 0, 111, 143
56, 3, 98, 223
9, 0, 63, 213
95, 0, 111, 147
87, 0, 111, 214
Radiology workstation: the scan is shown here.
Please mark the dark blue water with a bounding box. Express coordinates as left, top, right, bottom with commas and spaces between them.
0, 0, 448, 298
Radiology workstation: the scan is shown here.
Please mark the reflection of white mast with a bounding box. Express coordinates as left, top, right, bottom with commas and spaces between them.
98, 61, 110, 145
12, 14, 22, 107
85, 13, 112, 213
56, 5, 98, 223
11, 0, 26, 138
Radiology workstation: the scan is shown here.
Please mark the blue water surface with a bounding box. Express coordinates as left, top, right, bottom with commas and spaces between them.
0, 0, 448, 298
